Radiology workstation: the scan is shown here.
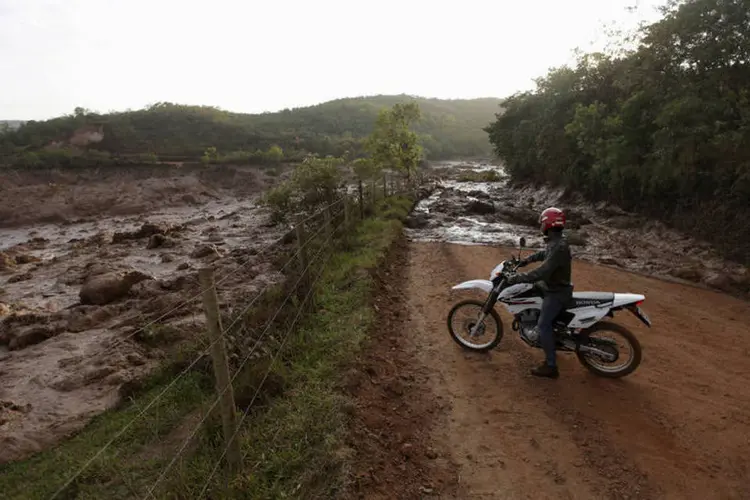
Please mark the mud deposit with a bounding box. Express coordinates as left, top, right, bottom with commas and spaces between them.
0, 164, 289, 463
407, 161, 749, 297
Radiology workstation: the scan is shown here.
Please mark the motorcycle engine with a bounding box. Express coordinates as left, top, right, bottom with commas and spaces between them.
513, 309, 540, 343
516, 309, 539, 331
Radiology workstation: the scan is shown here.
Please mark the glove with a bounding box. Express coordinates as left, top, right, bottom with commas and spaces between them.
506, 274, 522, 285
517, 258, 530, 268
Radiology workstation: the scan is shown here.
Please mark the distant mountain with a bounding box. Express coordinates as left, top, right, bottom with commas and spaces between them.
0, 95, 503, 160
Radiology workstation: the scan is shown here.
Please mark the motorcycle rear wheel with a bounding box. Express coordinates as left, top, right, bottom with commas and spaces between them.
576, 321, 642, 378
447, 300, 504, 352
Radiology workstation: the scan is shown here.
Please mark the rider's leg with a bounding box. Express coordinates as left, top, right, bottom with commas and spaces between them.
534, 295, 565, 374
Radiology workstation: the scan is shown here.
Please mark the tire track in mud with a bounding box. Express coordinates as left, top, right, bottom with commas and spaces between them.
399, 242, 750, 499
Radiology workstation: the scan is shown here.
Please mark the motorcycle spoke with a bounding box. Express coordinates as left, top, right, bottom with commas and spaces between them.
581, 330, 635, 373
450, 303, 498, 350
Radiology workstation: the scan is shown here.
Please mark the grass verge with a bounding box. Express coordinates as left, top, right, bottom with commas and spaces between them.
0, 195, 412, 499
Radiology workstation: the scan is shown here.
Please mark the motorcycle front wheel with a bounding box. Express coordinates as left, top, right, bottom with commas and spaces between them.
576, 321, 642, 378
447, 300, 504, 352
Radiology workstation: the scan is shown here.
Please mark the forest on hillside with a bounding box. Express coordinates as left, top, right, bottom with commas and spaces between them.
486, 0, 750, 265
0, 95, 501, 166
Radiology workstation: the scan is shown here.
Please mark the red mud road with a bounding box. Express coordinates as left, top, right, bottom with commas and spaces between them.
348, 241, 750, 500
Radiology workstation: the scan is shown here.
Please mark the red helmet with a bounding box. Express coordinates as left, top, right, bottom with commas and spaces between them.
539, 207, 565, 234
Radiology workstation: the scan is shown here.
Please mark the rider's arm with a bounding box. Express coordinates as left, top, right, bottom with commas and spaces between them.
515, 245, 562, 283
524, 250, 546, 264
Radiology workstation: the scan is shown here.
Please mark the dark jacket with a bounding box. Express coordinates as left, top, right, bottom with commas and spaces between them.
515, 231, 573, 299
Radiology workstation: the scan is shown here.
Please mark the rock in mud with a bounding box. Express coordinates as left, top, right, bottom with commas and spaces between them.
670, 265, 703, 282
564, 209, 592, 229
466, 200, 495, 215
191, 244, 221, 259
494, 207, 539, 227
8, 323, 67, 350
467, 190, 491, 199
7, 272, 33, 284
564, 230, 588, 247
0, 303, 11, 317
147, 233, 177, 249
14, 254, 41, 265
83, 262, 111, 279
66, 305, 124, 332
406, 214, 430, 229
79, 270, 154, 305
177, 262, 191, 271
0, 252, 16, 272
112, 222, 172, 243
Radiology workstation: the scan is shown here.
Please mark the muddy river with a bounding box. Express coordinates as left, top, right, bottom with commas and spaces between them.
407, 161, 749, 296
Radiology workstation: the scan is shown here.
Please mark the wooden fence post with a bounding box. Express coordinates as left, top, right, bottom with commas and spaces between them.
198, 268, 242, 475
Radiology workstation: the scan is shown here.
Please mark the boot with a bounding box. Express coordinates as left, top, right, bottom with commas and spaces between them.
531, 363, 559, 379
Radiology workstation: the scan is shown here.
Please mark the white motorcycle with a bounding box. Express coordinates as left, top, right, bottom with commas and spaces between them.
447, 237, 652, 378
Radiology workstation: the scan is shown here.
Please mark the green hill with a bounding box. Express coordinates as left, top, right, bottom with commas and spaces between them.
0, 95, 502, 163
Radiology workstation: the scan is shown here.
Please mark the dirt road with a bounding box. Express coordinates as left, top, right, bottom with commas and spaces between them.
350, 241, 750, 499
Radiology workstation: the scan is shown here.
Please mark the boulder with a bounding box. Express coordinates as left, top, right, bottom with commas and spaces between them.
467, 190, 491, 200
7, 272, 32, 284
191, 244, 221, 259
494, 207, 538, 227
112, 222, 171, 243
405, 213, 430, 229
79, 270, 153, 305
0, 252, 16, 272
670, 265, 703, 283
466, 200, 495, 215
564, 230, 588, 247
14, 254, 41, 265
147, 233, 176, 249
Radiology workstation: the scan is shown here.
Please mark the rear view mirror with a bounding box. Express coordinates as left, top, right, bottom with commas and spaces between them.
519, 237, 526, 248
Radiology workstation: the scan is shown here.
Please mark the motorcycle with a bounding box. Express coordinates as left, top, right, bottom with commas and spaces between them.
447, 237, 652, 378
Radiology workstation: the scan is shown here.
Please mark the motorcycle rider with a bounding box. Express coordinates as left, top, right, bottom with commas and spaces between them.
506, 207, 572, 379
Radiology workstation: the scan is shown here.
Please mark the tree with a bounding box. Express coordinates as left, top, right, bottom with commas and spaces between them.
265, 144, 284, 163
366, 102, 423, 181
485, 0, 750, 265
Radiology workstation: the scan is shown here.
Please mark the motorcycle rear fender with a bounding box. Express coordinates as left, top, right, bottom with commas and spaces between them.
452, 279, 494, 293
612, 293, 645, 308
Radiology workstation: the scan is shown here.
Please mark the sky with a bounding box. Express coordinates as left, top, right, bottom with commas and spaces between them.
0, 0, 668, 121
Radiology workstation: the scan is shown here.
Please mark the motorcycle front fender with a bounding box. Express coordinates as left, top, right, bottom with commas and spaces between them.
452, 279, 494, 294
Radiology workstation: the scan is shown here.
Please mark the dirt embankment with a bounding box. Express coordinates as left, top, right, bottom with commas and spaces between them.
0, 164, 292, 464
350, 241, 750, 499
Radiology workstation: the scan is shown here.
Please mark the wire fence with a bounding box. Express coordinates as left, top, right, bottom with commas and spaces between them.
48, 171, 421, 500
